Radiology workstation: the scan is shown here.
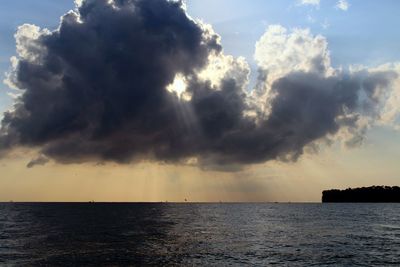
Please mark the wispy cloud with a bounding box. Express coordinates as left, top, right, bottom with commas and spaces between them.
307, 14, 316, 23
321, 19, 330, 29
26, 155, 49, 168
336, 0, 350, 11
299, 0, 320, 6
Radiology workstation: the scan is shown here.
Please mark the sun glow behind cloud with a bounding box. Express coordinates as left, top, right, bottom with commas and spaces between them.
166, 74, 191, 101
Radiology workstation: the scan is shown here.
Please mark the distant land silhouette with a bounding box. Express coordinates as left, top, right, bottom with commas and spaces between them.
322, 186, 400, 203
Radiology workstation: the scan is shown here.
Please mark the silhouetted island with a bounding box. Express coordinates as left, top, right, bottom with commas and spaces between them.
322, 186, 400, 202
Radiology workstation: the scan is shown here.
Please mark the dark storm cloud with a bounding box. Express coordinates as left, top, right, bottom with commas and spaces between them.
189, 71, 396, 166
0, 0, 221, 164
0, 0, 398, 169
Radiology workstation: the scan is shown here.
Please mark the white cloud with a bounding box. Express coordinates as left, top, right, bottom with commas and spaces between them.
369, 63, 400, 129
74, 0, 83, 7
196, 22, 250, 91
253, 24, 400, 146
299, 0, 320, 6
254, 25, 333, 84
198, 53, 250, 90
253, 25, 334, 119
336, 0, 350, 11
14, 24, 46, 62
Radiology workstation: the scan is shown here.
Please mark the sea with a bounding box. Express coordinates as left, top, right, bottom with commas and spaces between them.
0, 203, 399, 266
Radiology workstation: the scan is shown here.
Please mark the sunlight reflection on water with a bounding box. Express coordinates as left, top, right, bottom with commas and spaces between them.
0, 203, 399, 266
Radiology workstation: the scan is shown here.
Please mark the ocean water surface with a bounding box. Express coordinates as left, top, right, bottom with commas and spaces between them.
0, 203, 399, 266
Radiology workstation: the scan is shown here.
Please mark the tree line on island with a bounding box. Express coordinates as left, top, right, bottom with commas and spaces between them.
322, 186, 400, 203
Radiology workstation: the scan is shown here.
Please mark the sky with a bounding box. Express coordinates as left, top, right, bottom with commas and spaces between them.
0, 0, 400, 202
